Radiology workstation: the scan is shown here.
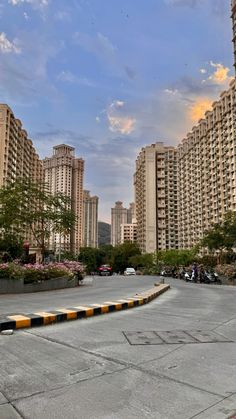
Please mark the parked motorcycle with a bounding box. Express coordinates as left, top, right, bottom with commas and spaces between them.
179, 269, 186, 280
199, 270, 222, 284
212, 272, 222, 284
184, 272, 191, 282
179, 270, 193, 282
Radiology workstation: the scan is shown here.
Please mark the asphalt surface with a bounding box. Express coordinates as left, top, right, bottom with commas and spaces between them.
1, 276, 236, 419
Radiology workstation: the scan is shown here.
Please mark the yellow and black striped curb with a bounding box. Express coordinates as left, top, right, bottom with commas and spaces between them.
0, 284, 170, 331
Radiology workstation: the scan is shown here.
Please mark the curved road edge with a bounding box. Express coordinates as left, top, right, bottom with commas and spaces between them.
0, 284, 170, 332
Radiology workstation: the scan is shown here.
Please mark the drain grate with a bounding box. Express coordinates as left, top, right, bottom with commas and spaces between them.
123, 330, 232, 345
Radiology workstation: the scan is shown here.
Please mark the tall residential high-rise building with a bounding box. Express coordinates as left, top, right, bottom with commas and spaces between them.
120, 202, 137, 244
178, 79, 236, 249
83, 190, 98, 248
0, 104, 43, 247
0, 104, 43, 187
134, 142, 178, 253
120, 223, 137, 244
111, 201, 133, 246
43, 144, 84, 254
232, 0, 236, 71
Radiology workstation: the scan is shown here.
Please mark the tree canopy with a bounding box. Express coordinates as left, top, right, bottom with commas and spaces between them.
0, 178, 76, 259
110, 242, 141, 273
155, 248, 197, 268
201, 212, 236, 253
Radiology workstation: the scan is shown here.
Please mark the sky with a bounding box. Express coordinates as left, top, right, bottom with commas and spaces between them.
0, 0, 234, 222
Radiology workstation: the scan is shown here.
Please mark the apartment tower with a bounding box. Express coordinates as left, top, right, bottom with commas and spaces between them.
120, 223, 137, 244
178, 79, 236, 248
83, 190, 98, 248
111, 201, 133, 246
134, 142, 178, 253
0, 104, 43, 247
0, 104, 43, 187
232, 0, 236, 71
43, 144, 84, 254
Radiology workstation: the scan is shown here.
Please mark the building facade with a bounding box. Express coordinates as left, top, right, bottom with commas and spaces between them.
0, 104, 43, 187
0, 104, 43, 247
120, 223, 137, 244
43, 144, 84, 254
232, 0, 236, 71
134, 142, 178, 253
83, 190, 98, 248
111, 201, 133, 246
178, 79, 236, 248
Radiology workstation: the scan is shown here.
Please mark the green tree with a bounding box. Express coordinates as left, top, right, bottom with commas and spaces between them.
78, 245, 116, 274
0, 179, 76, 261
128, 253, 154, 270
0, 234, 23, 260
110, 242, 141, 273
201, 225, 225, 253
98, 244, 114, 265
154, 249, 197, 269
78, 247, 98, 273
201, 212, 236, 262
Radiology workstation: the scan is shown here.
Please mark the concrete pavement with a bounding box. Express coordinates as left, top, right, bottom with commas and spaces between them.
0, 281, 170, 331
1, 277, 236, 418
0, 275, 160, 316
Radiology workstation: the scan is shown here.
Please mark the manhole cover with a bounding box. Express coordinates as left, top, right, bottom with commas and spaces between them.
123, 330, 232, 345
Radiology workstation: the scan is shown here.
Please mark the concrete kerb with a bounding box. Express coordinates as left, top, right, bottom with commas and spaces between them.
0, 283, 170, 332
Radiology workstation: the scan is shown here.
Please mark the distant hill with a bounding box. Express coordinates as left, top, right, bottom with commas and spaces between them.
98, 222, 111, 246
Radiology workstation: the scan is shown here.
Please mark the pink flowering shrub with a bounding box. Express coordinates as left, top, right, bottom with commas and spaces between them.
60, 260, 84, 273
0, 261, 84, 283
0, 263, 23, 279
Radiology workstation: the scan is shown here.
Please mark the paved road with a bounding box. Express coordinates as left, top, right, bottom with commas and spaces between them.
1, 277, 236, 419
0, 275, 158, 316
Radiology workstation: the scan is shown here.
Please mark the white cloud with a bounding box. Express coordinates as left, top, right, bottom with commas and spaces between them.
9, 0, 48, 6
97, 32, 116, 55
208, 61, 232, 84
108, 116, 136, 134
165, 0, 199, 7
0, 32, 21, 54
57, 70, 94, 87
107, 100, 136, 135
23, 11, 30, 19
189, 97, 213, 122
0, 31, 62, 103
95, 116, 100, 123
200, 68, 206, 74
54, 10, 70, 21
74, 31, 116, 62
164, 88, 178, 95
110, 100, 124, 108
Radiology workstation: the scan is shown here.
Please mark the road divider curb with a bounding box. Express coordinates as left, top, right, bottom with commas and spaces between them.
0, 283, 170, 332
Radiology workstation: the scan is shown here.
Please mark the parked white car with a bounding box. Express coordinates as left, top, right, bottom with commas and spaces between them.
124, 267, 136, 275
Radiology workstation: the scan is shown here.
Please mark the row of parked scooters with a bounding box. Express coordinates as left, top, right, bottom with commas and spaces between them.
178, 268, 222, 284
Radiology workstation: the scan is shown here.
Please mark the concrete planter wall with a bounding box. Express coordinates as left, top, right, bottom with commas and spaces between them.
0, 276, 78, 294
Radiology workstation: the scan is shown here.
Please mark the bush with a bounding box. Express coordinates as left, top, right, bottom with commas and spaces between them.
215, 264, 236, 280
196, 255, 217, 267
0, 261, 84, 283
0, 263, 23, 279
